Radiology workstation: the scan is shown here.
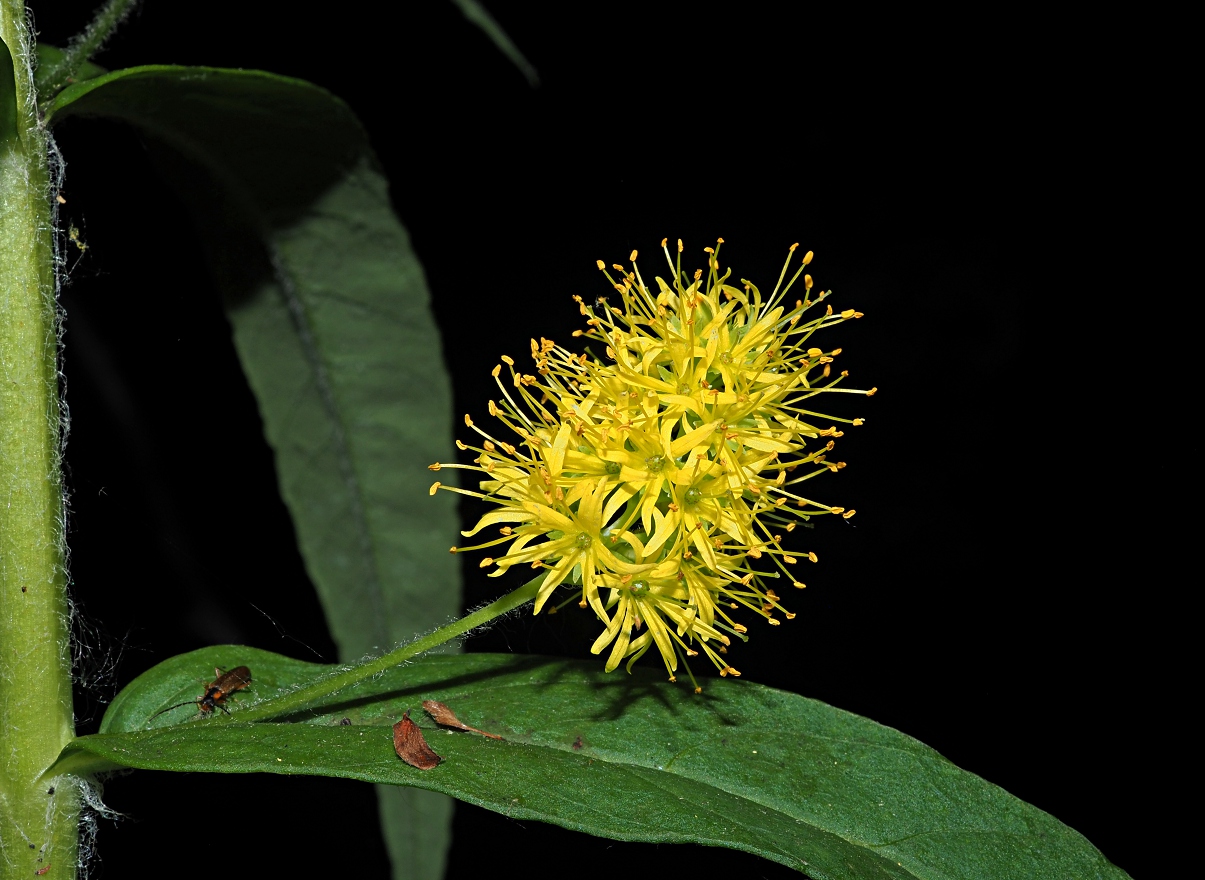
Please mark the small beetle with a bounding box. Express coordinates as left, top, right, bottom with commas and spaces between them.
150, 666, 252, 720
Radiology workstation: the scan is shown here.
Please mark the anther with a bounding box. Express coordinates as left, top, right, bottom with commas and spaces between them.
807, 551, 818, 563
596, 260, 605, 270
677, 239, 684, 253
428, 481, 441, 495
804, 274, 813, 290
630, 249, 638, 262
479, 558, 495, 568
789, 242, 798, 252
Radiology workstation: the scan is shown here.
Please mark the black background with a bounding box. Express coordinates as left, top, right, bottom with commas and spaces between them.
31, 2, 1168, 878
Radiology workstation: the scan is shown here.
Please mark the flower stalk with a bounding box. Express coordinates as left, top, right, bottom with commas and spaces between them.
221, 576, 543, 724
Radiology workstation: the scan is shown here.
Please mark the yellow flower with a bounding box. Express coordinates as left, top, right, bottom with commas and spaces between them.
432, 239, 872, 689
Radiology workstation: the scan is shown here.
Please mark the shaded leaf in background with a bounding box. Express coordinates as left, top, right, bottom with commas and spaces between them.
449, 0, 539, 87
46, 66, 460, 880
54, 646, 1129, 880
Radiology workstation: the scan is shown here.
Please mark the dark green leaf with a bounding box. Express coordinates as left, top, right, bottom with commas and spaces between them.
2, 36, 17, 150
55, 647, 1127, 880
46, 66, 459, 879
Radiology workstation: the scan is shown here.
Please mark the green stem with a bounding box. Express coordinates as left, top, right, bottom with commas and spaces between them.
231, 576, 543, 724
35, 0, 137, 96
0, 5, 77, 880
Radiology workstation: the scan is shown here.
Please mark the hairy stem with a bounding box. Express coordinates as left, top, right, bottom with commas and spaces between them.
35, 0, 138, 96
0, 5, 78, 880
231, 576, 543, 724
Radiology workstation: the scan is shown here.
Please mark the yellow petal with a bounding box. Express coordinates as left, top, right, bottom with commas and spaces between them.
591, 598, 625, 655
544, 421, 572, 478
460, 507, 538, 537
669, 419, 720, 458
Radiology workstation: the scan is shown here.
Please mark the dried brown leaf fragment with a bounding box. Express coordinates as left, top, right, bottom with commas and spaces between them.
393, 710, 442, 770
422, 699, 503, 740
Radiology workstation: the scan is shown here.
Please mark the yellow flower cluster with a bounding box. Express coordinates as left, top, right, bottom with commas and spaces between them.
430, 239, 873, 689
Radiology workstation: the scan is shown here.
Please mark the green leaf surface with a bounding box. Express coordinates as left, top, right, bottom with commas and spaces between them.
54, 647, 1126, 880
46, 66, 459, 880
